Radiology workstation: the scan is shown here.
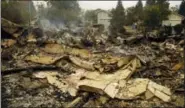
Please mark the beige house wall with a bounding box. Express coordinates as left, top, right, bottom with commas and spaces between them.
97, 11, 111, 31
162, 14, 184, 26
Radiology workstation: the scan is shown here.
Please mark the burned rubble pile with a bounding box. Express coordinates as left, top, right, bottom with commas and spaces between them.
1, 18, 184, 107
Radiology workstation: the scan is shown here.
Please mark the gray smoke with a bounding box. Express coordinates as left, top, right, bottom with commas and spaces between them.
39, 18, 67, 32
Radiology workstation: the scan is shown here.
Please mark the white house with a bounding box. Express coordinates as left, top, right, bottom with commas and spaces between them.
162, 13, 184, 26
97, 10, 111, 31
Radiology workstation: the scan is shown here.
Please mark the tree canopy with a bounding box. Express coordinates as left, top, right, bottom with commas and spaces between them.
84, 10, 97, 23
1, 1, 36, 24
144, 0, 170, 29
83, 9, 104, 24
125, 6, 137, 25
144, 5, 161, 28
178, 0, 185, 17
146, 0, 156, 6
45, 0, 81, 24
109, 0, 125, 36
156, 0, 170, 23
135, 0, 144, 21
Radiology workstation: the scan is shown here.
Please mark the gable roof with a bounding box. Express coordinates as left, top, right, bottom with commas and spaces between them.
96, 10, 111, 17
170, 12, 185, 19
96, 10, 108, 14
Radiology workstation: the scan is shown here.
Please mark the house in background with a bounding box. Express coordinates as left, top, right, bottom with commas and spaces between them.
96, 10, 111, 31
162, 13, 184, 34
162, 13, 184, 26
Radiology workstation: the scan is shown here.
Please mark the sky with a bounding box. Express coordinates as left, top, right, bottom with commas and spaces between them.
33, 1, 181, 11
79, 1, 181, 10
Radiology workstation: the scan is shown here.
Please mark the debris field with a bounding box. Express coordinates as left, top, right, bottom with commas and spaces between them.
1, 18, 184, 107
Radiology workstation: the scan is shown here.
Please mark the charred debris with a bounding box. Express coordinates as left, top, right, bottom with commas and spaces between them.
1, 18, 184, 107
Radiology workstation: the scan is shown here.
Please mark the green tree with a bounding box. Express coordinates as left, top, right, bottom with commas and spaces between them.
146, 0, 156, 6
144, 0, 170, 29
46, 1, 81, 23
109, 0, 125, 36
125, 6, 137, 25
144, 5, 160, 29
84, 9, 105, 24
156, 0, 170, 24
1, 1, 36, 24
178, 0, 185, 17
84, 10, 97, 23
135, 0, 143, 21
